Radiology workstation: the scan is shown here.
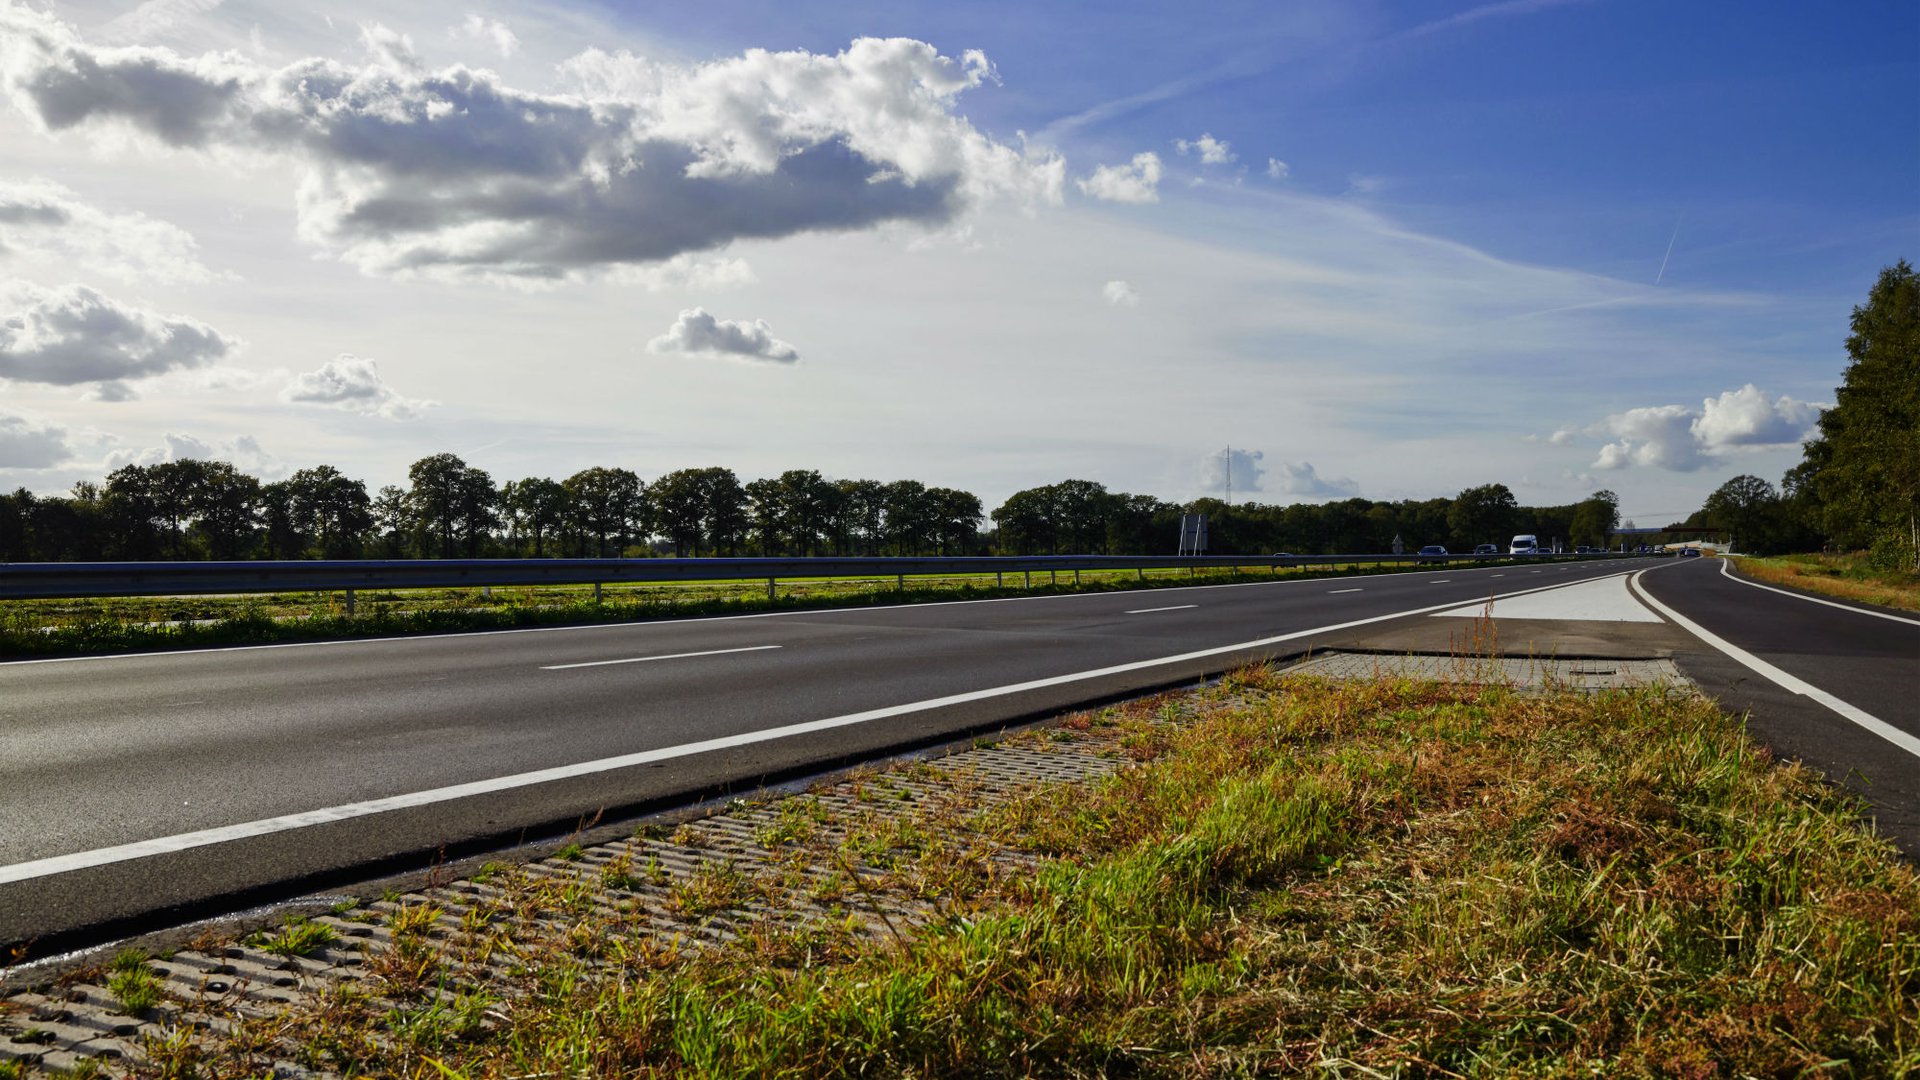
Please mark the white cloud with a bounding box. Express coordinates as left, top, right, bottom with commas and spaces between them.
1174, 133, 1235, 166
1587, 384, 1824, 472
0, 7, 1065, 285
647, 307, 798, 364
0, 178, 222, 284
1693, 383, 1825, 450
0, 280, 236, 394
106, 431, 280, 476
1547, 428, 1575, 445
1198, 447, 1266, 496
454, 13, 519, 58
100, 0, 225, 44
1272, 459, 1359, 498
281, 355, 436, 420
1265, 157, 1289, 180
1102, 279, 1139, 306
0, 411, 73, 468
1077, 152, 1162, 204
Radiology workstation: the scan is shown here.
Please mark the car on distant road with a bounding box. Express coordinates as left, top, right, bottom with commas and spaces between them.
1510, 534, 1541, 555
1472, 543, 1499, 555
1679, 547, 1702, 558
1418, 545, 1448, 556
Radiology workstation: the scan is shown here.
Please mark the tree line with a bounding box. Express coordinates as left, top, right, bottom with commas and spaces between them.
1684, 260, 1917, 568
0, 452, 1631, 563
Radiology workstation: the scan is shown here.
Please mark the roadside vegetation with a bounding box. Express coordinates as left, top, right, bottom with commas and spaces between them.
0, 557, 1565, 658
1735, 552, 1920, 612
109, 666, 1917, 1078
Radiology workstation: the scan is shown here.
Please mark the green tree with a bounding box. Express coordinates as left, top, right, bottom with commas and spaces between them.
1570, 490, 1621, 549
1447, 483, 1518, 550
406, 454, 496, 557
501, 477, 567, 557
1801, 260, 1919, 570
1702, 475, 1780, 554
563, 467, 646, 557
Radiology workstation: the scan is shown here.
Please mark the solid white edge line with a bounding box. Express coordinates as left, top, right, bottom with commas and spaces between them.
1720, 558, 1920, 626
0, 569, 1641, 885
1123, 604, 1197, 614
0, 558, 1659, 667
1629, 567, 1920, 760
541, 645, 782, 670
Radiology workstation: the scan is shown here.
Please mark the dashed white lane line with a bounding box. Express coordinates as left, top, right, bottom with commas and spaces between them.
542, 645, 782, 670
1124, 604, 1198, 615
1430, 579, 1452, 584
0, 569, 1642, 886
1721, 558, 1920, 626
1328, 588, 1364, 594
1630, 568, 1920, 760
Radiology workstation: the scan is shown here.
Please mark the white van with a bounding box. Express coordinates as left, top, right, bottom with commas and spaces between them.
1509, 534, 1540, 555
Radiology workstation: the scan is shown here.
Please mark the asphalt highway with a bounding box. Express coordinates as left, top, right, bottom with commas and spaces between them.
1634, 557, 1920, 851
0, 557, 1654, 951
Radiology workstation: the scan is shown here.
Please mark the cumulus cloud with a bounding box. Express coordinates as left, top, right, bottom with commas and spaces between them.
106, 431, 280, 476
1174, 133, 1235, 166
281, 354, 436, 420
646, 307, 798, 364
1547, 428, 1575, 445
1588, 384, 1825, 472
1271, 459, 1359, 498
1102, 279, 1139, 307
1198, 447, 1265, 496
0, 411, 73, 468
0, 178, 221, 283
454, 14, 518, 58
0, 280, 236, 395
1693, 384, 1825, 449
1077, 152, 1161, 204
0, 6, 1064, 285
1264, 157, 1289, 180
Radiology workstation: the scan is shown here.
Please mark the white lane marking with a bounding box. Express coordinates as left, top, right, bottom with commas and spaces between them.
541, 645, 781, 670
1432, 574, 1660, 622
1430, 579, 1452, 584
1124, 604, 1197, 615
1720, 559, 1920, 626
1328, 588, 1363, 594
1490, 575, 1505, 579
0, 570, 1642, 885
0, 559, 1659, 668
1629, 569, 1920, 760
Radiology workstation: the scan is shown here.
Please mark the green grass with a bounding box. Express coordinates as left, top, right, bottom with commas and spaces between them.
255, 916, 340, 959
0, 557, 1574, 658
132, 668, 1918, 1078
1737, 551, 1920, 611
105, 949, 164, 1015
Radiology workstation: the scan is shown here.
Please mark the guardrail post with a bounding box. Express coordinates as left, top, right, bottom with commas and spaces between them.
1024, 570, 1031, 589
593, 582, 603, 603
767, 577, 776, 602
1137, 567, 1144, 581
896, 573, 904, 591
997, 571, 1004, 588
345, 588, 355, 615
1073, 569, 1081, 586
1050, 570, 1058, 586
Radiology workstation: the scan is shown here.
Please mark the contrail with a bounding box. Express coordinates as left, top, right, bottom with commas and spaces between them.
1655, 215, 1683, 285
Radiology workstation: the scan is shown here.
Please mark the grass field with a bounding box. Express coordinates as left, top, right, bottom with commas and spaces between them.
1734, 552, 1920, 612
89, 667, 1918, 1079
0, 559, 1548, 658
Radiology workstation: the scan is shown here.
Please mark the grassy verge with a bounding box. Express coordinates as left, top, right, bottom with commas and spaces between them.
1735, 552, 1920, 612
0, 559, 1553, 658
133, 669, 1917, 1078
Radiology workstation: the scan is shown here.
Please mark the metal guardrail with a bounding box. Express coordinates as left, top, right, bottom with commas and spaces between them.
0, 552, 1638, 604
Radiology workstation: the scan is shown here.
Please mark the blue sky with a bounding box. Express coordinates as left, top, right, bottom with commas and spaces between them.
0, 0, 1913, 526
